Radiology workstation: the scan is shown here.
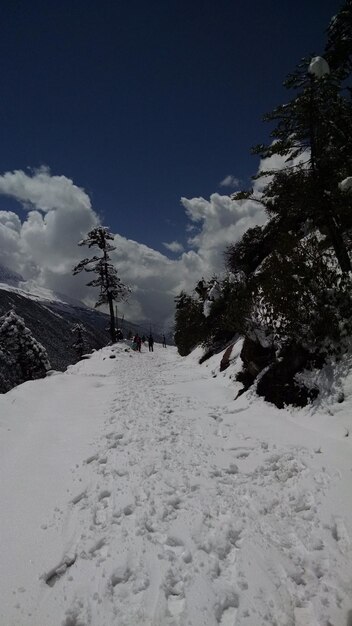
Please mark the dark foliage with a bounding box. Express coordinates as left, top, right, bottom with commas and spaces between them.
71, 323, 86, 359
73, 227, 130, 342
0, 310, 50, 392
174, 292, 205, 356
173, 2, 352, 408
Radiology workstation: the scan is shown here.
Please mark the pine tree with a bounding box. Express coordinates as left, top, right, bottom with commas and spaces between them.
71, 322, 85, 359
227, 2, 352, 358
243, 54, 352, 272
174, 292, 205, 356
0, 310, 51, 391
73, 226, 130, 342
325, 0, 352, 80
0, 344, 16, 392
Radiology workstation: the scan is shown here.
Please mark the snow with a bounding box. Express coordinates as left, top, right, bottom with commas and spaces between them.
208, 282, 221, 302
0, 280, 69, 304
0, 340, 352, 625
308, 56, 330, 78
204, 282, 222, 317
203, 299, 213, 317
0, 276, 91, 309
339, 177, 352, 193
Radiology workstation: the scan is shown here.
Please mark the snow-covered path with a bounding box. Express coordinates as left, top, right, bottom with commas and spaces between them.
1, 343, 352, 625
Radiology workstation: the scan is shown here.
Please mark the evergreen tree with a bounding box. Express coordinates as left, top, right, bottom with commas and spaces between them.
174, 292, 205, 356
325, 0, 352, 80
246, 50, 352, 272
227, 2, 352, 360
0, 310, 50, 392
73, 226, 130, 342
71, 322, 86, 359
0, 343, 16, 393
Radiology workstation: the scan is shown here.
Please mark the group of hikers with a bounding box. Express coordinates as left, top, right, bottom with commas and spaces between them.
116, 329, 166, 352
115, 327, 167, 351
131, 333, 167, 352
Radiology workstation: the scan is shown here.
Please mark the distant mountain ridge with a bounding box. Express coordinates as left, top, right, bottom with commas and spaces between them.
0, 264, 168, 375
0, 265, 23, 286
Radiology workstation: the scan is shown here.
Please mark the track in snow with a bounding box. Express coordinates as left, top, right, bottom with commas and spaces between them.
5, 343, 352, 625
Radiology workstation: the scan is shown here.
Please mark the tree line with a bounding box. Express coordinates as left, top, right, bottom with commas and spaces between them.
174, 1, 352, 407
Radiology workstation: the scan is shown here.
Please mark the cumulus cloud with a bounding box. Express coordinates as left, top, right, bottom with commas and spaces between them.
219, 174, 241, 189
180, 193, 266, 276
0, 166, 267, 330
253, 148, 310, 193
0, 168, 99, 296
162, 240, 184, 253
0, 166, 92, 213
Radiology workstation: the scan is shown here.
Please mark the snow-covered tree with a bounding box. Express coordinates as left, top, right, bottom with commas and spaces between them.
242, 51, 352, 273
71, 322, 86, 359
0, 310, 51, 392
73, 227, 130, 342
325, 0, 352, 80
225, 1, 352, 358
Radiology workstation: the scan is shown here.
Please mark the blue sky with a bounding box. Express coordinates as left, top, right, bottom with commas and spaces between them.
0, 1, 345, 328
0, 0, 342, 253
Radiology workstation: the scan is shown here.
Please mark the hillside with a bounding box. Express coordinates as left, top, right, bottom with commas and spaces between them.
0, 267, 168, 374
0, 340, 351, 625
0, 285, 110, 371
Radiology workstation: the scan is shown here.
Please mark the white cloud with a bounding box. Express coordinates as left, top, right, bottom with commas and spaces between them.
180, 192, 266, 275
162, 240, 184, 253
0, 166, 92, 213
0, 166, 267, 331
0, 168, 99, 297
253, 148, 310, 193
219, 174, 241, 189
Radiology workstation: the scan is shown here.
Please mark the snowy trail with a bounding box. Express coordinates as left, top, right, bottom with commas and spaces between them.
1, 343, 352, 625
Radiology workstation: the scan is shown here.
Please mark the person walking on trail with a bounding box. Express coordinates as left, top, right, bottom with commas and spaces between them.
148, 334, 154, 352
162, 335, 167, 348
134, 334, 142, 352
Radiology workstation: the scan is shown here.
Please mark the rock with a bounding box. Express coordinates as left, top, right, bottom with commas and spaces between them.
240, 337, 275, 377
220, 343, 234, 372
256, 343, 319, 408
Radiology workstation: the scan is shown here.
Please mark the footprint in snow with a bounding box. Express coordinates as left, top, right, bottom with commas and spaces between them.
332, 516, 351, 553
94, 490, 112, 526
110, 563, 132, 588
215, 589, 239, 625
88, 537, 107, 556
84, 453, 99, 464
163, 570, 186, 623
210, 413, 223, 423
70, 489, 87, 506
294, 602, 319, 626
43, 554, 77, 587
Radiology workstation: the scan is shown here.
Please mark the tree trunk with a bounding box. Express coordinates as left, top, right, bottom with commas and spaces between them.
324, 210, 351, 273
107, 292, 116, 343
100, 232, 116, 343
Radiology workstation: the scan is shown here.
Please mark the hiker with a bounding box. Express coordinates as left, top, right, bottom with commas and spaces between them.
134, 334, 142, 352
148, 334, 154, 352
162, 335, 167, 347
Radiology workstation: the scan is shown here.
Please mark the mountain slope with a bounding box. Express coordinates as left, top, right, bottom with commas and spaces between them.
0, 287, 109, 371
0, 266, 167, 375
0, 342, 351, 625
